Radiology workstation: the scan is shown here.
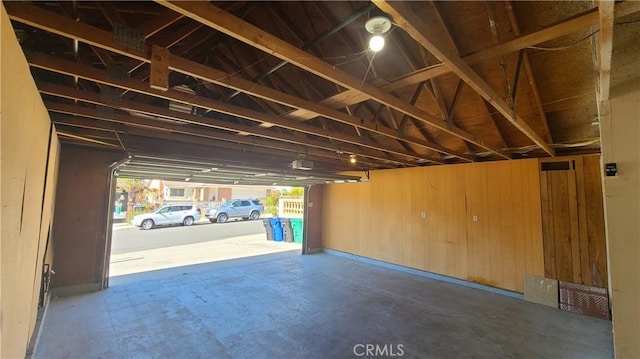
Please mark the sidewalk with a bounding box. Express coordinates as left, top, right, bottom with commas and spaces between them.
109, 233, 301, 276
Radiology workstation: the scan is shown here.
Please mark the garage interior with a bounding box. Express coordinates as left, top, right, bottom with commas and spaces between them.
1, 1, 638, 358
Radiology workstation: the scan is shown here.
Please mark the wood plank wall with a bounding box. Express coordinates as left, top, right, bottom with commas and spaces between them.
539, 156, 608, 288
1, 4, 60, 356
322, 159, 545, 293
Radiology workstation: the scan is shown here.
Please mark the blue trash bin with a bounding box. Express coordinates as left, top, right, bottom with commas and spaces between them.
269, 218, 284, 241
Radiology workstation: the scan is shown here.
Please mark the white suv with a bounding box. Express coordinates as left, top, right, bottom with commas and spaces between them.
131, 204, 201, 230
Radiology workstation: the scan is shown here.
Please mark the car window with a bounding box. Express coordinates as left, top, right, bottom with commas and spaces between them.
251, 200, 262, 205
158, 207, 169, 214
241, 201, 250, 206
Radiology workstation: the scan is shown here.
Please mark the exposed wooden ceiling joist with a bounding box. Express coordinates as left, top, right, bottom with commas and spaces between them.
50, 112, 385, 170
6, 2, 467, 162
285, 1, 640, 121
153, 0, 509, 158
597, 0, 615, 103
40, 83, 421, 166
374, 0, 555, 156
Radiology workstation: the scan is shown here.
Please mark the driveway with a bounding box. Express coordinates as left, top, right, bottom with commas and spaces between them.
109, 219, 301, 277
111, 219, 267, 255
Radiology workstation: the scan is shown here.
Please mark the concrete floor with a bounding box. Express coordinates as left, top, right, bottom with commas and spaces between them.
36, 251, 613, 358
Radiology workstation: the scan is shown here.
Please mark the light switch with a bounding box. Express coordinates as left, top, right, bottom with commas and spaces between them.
421, 211, 426, 219
472, 215, 478, 222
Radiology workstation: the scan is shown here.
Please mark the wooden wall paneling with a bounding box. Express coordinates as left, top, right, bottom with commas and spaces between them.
511, 161, 527, 292
410, 167, 428, 271
322, 158, 548, 293
583, 156, 608, 287
322, 183, 357, 252
424, 167, 446, 275
539, 156, 608, 288
322, 184, 340, 250
451, 166, 469, 280
552, 169, 574, 282
486, 163, 505, 288
539, 168, 555, 279
465, 163, 491, 286
28, 127, 60, 337
566, 159, 583, 284
357, 182, 372, 259
524, 160, 545, 277
499, 161, 518, 291
574, 157, 592, 285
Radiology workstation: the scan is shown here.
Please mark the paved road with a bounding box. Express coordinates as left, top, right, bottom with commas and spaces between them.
111, 219, 266, 255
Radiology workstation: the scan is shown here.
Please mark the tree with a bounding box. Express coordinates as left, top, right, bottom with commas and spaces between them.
282, 187, 304, 197
116, 178, 146, 221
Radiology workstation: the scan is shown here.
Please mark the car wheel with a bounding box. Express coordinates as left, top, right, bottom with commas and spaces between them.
209, 219, 217, 223
183, 216, 194, 226
217, 213, 228, 223
141, 219, 154, 230
249, 211, 260, 220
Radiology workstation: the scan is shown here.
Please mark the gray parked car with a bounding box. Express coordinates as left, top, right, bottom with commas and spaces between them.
131, 204, 201, 230
206, 199, 263, 223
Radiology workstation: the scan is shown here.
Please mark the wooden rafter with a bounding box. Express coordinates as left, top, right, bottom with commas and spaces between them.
597, 0, 615, 102
6, 3, 469, 161
38, 81, 431, 165
137, 10, 183, 39
375, 0, 554, 156
51, 113, 380, 169
153, 0, 505, 158
47, 99, 406, 169
504, 2, 553, 144
285, 1, 640, 121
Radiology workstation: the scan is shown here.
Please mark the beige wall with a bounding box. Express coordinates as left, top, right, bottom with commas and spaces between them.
322, 159, 545, 293
1, 3, 60, 357
601, 83, 640, 358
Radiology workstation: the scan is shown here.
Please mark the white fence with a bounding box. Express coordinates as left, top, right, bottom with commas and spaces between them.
279, 198, 304, 217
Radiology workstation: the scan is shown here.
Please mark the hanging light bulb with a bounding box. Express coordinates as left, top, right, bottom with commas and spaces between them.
349, 154, 357, 164
369, 34, 385, 52
365, 13, 392, 52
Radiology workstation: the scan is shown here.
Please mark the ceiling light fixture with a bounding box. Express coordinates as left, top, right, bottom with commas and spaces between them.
349, 154, 357, 164
365, 11, 392, 52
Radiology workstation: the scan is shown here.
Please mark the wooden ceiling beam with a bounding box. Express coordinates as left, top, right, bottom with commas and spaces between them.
39, 82, 423, 166
95, 1, 127, 26
137, 10, 183, 39
48, 102, 391, 169
7, 3, 463, 160
153, 1, 501, 158
597, 0, 615, 102
51, 113, 374, 170
286, 1, 640, 121
375, 1, 554, 156
505, 1, 554, 144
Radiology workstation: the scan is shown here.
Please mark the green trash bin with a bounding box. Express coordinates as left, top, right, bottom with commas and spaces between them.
290, 218, 303, 243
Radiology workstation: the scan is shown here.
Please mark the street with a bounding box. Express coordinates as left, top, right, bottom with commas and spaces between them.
111, 219, 266, 255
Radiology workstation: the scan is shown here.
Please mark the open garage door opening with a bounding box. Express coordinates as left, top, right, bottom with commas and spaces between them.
106, 154, 361, 280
